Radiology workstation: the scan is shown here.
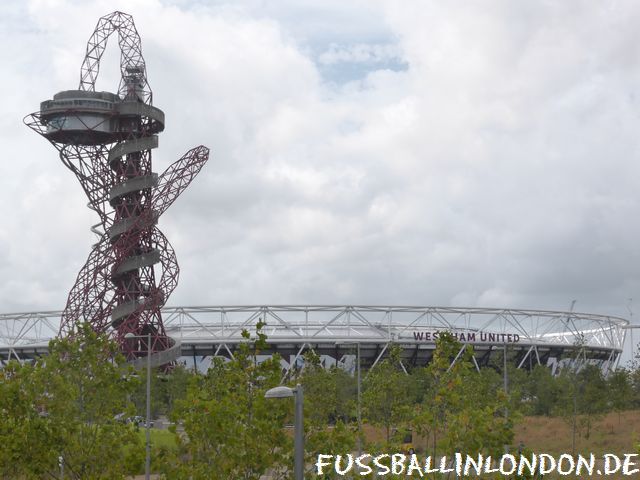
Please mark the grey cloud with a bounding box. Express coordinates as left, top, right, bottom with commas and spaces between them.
2, 0, 639, 360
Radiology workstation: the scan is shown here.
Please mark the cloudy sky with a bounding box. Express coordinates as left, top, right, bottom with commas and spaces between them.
1, 0, 639, 355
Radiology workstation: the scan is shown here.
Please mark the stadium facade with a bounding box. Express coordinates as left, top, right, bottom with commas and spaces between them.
0, 305, 627, 374
14, 13, 629, 375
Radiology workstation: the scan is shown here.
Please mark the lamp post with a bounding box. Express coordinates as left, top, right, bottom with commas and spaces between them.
265, 385, 304, 480
336, 341, 361, 456
504, 342, 509, 455
124, 332, 152, 480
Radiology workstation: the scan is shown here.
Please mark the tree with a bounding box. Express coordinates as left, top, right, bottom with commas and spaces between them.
629, 365, 640, 408
130, 362, 194, 419
362, 344, 414, 446
575, 364, 608, 439
0, 361, 58, 478
607, 368, 633, 424
523, 364, 563, 416
0, 324, 142, 479
164, 321, 290, 479
131, 363, 167, 419
412, 333, 513, 459
295, 350, 356, 478
160, 363, 194, 415
555, 363, 608, 447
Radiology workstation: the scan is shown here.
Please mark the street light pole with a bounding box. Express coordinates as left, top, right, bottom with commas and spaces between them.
503, 343, 508, 402
336, 341, 361, 456
504, 343, 509, 455
356, 343, 361, 456
294, 385, 304, 480
145, 332, 151, 480
125, 332, 152, 480
265, 385, 305, 480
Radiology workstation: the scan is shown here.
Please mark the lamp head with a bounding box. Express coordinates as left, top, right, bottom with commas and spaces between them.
264, 386, 295, 399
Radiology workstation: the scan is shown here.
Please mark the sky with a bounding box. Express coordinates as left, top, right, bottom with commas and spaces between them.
1, 1, 639, 358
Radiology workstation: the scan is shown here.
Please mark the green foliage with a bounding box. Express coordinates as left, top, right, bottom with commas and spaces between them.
552, 338, 608, 442
555, 364, 608, 441
521, 364, 563, 416
629, 365, 640, 408
0, 324, 141, 479
412, 333, 513, 458
299, 350, 355, 425
295, 350, 357, 478
0, 361, 56, 478
131, 362, 194, 418
607, 368, 633, 423
4, 321, 640, 479
164, 321, 290, 479
362, 344, 414, 446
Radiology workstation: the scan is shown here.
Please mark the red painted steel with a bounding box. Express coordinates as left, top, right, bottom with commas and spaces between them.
25, 12, 209, 360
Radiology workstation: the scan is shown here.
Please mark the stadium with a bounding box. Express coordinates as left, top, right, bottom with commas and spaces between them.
0, 305, 627, 374
8, 13, 629, 376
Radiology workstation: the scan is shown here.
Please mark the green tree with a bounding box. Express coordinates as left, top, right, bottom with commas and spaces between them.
523, 364, 563, 416
575, 364, 608, 438
0, 324, 142, 479
607, 368, 633, 424
412, 334, 513, 459
131, 362, 194, 419
295, 350, 356, 478
165, 321, 290, 480
362, 344, 414, 446
160, 363, 193, 414
555, 364, 608, 444
0, 361, 59, 478
629, 364, 640, 408
131, 364, 167, 419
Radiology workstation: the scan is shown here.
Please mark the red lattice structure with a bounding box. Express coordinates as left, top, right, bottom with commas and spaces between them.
25, 11, 209, 360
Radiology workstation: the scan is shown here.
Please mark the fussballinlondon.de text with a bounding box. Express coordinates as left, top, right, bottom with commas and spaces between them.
316, 453, 640, 477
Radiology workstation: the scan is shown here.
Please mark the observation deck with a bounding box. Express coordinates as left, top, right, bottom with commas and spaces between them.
38, 90, 164, 145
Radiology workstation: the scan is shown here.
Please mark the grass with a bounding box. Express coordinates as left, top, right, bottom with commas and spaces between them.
136, 428, 177, 449
136, 410, 640, 456
362, 410, 639, 456
129, 412, 640, 479
514, 410, 640, 457
511, 411, 640, 479
361, 411, 640, 479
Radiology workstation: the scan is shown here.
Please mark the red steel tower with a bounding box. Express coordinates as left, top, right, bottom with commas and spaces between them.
25, 11, 209, 359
